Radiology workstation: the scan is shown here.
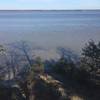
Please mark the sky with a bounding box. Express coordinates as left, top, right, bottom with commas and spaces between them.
0, 0, 100, 10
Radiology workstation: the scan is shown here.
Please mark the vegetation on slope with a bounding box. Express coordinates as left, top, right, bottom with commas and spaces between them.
0, 40, 100, 100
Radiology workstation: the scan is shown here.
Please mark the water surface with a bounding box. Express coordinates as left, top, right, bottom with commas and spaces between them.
0, 10, 100, 53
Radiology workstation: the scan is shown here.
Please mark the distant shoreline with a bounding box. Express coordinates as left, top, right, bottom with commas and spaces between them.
0, 9, 100, 11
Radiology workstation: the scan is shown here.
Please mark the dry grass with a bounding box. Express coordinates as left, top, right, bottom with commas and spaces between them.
70, 95, 84, 100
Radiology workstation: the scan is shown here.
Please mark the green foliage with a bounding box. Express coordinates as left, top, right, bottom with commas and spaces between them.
54, 57, 75, 77
73, 66, 90, 83
81, 40, 100, 77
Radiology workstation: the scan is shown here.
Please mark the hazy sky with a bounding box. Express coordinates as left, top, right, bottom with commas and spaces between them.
0, 0, 100, 10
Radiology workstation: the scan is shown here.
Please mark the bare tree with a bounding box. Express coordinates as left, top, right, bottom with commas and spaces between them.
57, 47, 79, 63
0, 45, 11, 80
11, 41, 33, 68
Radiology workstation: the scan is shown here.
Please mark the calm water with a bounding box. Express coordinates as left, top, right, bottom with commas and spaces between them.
0, 10, 100, 52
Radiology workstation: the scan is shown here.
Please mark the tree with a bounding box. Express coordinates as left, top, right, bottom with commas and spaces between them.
12, 41, 33, 68
81, 40, 100, 80
0, 45, 11, 80
57, 47, 79, 63
54, 55, 75, 78
0, 45, 5, 53
33, 57, 44, 73
53, 47, 77, 76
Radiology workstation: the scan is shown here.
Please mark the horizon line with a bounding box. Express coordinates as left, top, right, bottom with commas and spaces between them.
0, 9, 100, 11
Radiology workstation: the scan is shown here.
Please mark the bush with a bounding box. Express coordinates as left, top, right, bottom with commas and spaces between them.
80, 40, 100, 85
54, 57, 76, 78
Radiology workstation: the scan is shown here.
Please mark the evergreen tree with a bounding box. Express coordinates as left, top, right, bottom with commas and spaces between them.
81, 40, 100, 79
